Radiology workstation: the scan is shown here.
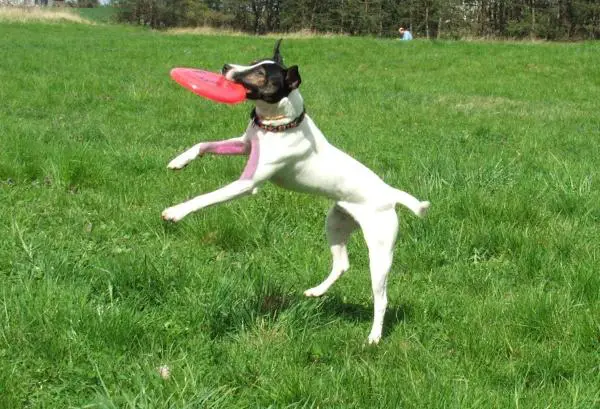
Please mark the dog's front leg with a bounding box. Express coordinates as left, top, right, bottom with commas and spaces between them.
161, 179, 256, 222
163, 136, 284, 223
167, 135, 248, 170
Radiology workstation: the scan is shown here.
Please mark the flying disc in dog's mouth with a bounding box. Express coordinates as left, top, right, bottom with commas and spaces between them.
170, 68, 247, 104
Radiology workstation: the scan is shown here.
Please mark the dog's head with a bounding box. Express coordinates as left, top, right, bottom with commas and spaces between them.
222, 39, 301, 104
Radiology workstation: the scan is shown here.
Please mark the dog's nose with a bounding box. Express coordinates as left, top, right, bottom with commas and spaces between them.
222, 64, 233, 75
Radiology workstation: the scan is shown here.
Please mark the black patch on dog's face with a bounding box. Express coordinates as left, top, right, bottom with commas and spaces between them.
222, 40, 301, 104
232, 63, 294, 103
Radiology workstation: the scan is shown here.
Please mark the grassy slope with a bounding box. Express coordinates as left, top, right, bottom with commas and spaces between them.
76, 6, 118, 24
0, 21, 599, 408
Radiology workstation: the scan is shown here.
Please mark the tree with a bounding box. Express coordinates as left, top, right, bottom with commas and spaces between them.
113, 0, 600, 39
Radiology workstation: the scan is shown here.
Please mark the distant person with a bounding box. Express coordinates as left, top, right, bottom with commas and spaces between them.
398, 27, 413, 41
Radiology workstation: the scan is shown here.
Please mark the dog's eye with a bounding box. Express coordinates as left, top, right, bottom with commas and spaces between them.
252, 68, 266, 78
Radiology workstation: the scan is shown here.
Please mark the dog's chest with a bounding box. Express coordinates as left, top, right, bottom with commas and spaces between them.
252, 127, 314, 164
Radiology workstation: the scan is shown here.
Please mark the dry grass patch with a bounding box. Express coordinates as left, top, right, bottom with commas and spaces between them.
436, 94, 515, 112
165, 26, 246, 37
165, 26, 344, 38
0, 6, 92, 24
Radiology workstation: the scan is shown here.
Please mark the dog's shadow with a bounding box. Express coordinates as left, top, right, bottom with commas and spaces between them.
258, 289, 410, 339
317, 295, 411, 337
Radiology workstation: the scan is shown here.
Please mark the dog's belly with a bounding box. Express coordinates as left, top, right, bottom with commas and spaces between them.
271, 146, 390, 204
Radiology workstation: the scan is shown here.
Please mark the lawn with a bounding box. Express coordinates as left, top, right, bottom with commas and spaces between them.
0, 20, 599, 408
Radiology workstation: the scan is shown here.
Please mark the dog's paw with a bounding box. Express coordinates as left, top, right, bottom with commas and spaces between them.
161, 206, 187, 222
367, 332, 382, 345
167, 155, 192, 170
304, 286, 327, 297
168, 146, 204, 170
417, 201, 430, 218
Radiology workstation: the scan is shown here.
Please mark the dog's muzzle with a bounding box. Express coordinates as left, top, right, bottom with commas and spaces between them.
222, 64, 233, 78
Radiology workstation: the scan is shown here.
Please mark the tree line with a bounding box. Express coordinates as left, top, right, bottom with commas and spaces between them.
114, 0, 600, 40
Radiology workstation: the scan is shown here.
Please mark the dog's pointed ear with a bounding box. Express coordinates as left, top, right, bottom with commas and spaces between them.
273, 38, 283, 65
286, 65, 301, 90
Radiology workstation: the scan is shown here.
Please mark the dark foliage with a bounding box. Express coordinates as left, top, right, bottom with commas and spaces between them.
114, 0, 600, 40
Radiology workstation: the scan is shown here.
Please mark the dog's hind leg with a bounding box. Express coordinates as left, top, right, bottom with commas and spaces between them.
167, 135, 248, 170
340, 205, 399, 345
304, 205, 358, 297
363, 209, 399, 344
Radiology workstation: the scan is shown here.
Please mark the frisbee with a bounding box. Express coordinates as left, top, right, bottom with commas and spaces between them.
170, 68, 247, 104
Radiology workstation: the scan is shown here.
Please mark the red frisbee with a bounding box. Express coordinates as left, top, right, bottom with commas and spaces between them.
170, 68, 247, 104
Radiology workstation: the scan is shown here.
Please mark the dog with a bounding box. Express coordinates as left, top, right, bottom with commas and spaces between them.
162, 40, 430, 344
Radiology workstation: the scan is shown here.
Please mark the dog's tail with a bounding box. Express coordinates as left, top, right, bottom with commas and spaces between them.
392, 188, 430, 218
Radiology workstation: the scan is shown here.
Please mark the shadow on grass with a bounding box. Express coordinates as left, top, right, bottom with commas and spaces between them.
320, 295, 411, 337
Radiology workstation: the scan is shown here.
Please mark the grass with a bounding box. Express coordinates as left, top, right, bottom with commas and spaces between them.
0, 19, 599, 409
165, 27, 345, 38
75, 6, 118, 24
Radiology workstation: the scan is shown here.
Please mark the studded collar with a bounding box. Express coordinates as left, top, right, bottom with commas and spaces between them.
250, 107, 306, 132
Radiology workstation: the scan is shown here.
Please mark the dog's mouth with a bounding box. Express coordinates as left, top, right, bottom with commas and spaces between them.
236, 80, 261, 100
222, 65, 260, 99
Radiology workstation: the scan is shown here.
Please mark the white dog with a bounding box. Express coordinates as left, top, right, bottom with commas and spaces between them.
162, 40, 430, 344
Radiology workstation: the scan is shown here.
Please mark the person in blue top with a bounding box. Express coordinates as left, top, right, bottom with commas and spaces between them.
398, 26, 413, 40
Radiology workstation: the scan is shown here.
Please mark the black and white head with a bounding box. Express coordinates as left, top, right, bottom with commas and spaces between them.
222, 39, 301, 104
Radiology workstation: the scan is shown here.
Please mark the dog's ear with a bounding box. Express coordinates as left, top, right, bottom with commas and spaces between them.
273, 38, 283, 65
286, 65, 301, 90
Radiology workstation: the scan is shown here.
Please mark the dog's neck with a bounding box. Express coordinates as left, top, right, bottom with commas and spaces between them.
253, 90, 304, 127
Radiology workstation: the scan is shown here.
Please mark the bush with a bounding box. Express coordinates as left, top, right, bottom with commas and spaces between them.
114, 0, 184, 28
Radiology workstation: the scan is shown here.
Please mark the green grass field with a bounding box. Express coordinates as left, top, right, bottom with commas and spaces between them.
1, 20, 599, 408
76, 6, 118, 24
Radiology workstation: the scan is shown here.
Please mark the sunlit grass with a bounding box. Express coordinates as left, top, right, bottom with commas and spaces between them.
0, 6, 92, 24
0, 19, 599, 408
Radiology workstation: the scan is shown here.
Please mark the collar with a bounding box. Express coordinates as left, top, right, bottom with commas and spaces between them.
250, 107, 306, 132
